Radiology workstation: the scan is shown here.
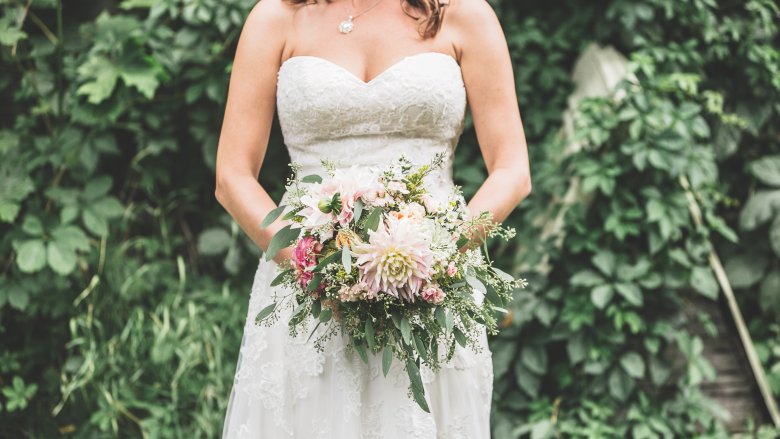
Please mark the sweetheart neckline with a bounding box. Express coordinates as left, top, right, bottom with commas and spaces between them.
277, 51, 462, 86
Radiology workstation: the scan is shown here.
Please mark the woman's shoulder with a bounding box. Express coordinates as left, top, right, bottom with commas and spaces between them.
242, 0, 301, 36
444, 0, 500, 30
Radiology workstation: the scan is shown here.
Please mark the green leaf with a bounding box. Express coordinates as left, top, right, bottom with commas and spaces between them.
444, 310, 454, 332
265, 225, 301, 261
301, 174, 323, 184
571, 270, 604, 287
342, 245, 352, 273
270, 269, 291, 287
531, 420, 554, 439
255, 302, 276, 323
306, 273, 323, 292
724, 254, 768, 288
453, 327, 467, 347
400, 317, 412, 345
413, 334, 428, 358
16, 240, 46, 273
261, 205, 286, 228
739, 190, 780, 231
319, 308, 333, 323
592, 251, 616, 277
364, 208, 382, 232
313, 250, 342, 271
119, 65, 160, 99
8, 288, 29, 311
465, 275, 487, 294
382, 345, 393, 377
22, 216, 44, 236
52, 226, 90, 252
310, 300, 322, 318
77, 57, 119, 104
47, 241, 78, 275
365, 319, 375, 351
770, 215, 780, 257
690, 266, 719, 299
82, 208, 108, 236
608, 368, 634, 401
614, 282, 643, 306
492, 266, 515, 282
514, 363, 540, 397
620, 352, 645, 378
197, 228, 231, 256
434, 306, 447, 328
353, 341, 368, 364
590, 285, 614, 309
521, 345, 547, 375
352, 198, 363, 224
406, 359, 430, 413
92, 197, 124, 218
748, 155, 780, 187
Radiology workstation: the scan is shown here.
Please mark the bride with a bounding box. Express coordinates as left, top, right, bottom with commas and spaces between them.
215, 0, 530, 437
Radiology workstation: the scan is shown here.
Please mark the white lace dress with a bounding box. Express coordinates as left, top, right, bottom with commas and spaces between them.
222, 51, 494, 438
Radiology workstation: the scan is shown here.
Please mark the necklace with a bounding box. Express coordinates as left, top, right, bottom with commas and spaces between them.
338, 0, 385, 34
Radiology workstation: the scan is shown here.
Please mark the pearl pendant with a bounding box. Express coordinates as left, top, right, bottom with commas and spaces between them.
339, 16, 354, 34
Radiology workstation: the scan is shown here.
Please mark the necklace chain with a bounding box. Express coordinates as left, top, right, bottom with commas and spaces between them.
338, 0, 384, 34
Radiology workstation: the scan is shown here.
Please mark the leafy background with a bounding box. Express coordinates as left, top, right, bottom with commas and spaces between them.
1, 0, 779, 437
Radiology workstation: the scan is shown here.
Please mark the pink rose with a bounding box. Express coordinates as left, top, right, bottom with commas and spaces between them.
291, 236, 323, 289
421, 284, 446, 305
446, 261, 457, 277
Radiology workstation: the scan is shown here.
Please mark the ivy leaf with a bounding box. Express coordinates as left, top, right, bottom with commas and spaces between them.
590, 285, 614, 309
521, 345, 547, 375
52, 226, 90, 252
608, 368, 634, 401
21, 216, 44, 236
47, 241, 78, 275
82, 209, 108, 236
197, 228, 231, 256
265, 225, 300, 261
748, 155, 780, 187
514, 363, 540, 398
16, 240, 47, 273
570, 270, 604, 287
119, 64, 160, 99
91, 197, 124, 218
724, 254, 768, 288
770, 215, 780, 257
620, 351, 646, 378
592, 251, 616, 277
739, 190, 780, 231
614, 282, 643, 306
690, 266, 719, 299
77, 57, 120, 104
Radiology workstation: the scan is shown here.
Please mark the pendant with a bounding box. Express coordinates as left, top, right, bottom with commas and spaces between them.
339, 16, 354, 34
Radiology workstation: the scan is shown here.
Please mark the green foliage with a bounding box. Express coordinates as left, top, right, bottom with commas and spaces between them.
0, 0, 778, 437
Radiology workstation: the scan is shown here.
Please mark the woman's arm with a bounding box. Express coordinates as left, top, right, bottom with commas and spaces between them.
448, 0, 532, 227
214, 0, 295, 265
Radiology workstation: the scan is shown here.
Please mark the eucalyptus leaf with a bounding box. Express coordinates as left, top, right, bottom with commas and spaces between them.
261, 205, 286, 228
265, 225, 300, 261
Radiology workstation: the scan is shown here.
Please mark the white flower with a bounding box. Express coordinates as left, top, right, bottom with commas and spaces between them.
353, 216, 434, 302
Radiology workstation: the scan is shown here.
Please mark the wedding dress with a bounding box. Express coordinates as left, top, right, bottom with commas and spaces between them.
222, 51, 493, 438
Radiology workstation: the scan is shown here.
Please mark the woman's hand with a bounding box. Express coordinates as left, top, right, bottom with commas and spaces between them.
272, 246, 295, 268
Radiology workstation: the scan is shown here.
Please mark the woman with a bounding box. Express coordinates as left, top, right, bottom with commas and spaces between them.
215, 0, 530, 436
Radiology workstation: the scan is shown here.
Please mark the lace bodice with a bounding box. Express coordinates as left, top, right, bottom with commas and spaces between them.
276, 51, 467, 189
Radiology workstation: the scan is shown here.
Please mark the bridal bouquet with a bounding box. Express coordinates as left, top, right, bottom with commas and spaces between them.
256, 154, 526, 411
